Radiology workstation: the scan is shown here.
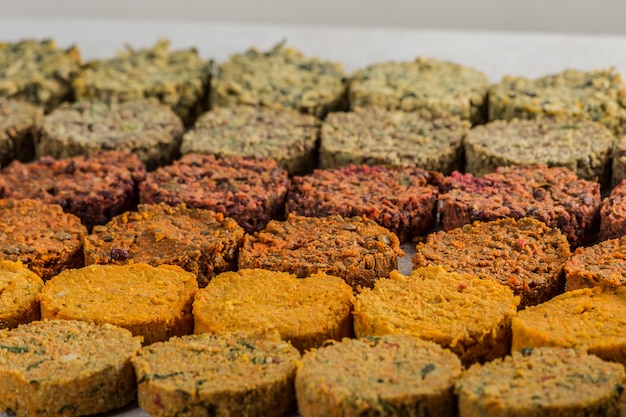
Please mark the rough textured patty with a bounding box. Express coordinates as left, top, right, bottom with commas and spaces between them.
139, 153, 289, 233
0, 151, 147, 230
180, 106, 319, 175
210, 41, 346, 118
0, 261, 43, 330
131, 332, 300, 417
353, 266, 519, 366
455, 347, 626, 417
37, 100, 184, 170
296, 335, 463, 417
565, 236, 626, 290
286, 164, 441, 242
412, 218, 571, 308
464, 118, 615, 186
38, 263, 198, 345
193, 269, 353, 352
489, 68, 626, 136
600, 180, 626, 240
319, 107, 470, 173
348, 57, 489, 124
0, 199, 86, 280
0, 320, 142, 417
73, 40, 210, 125
612, 136, 626, 186
84, 203, 244, 288
238, 214, 404, 290
512, 287, 626, 367
0, 98, 43, 166
438, 165, 601, 246
0, 39, 81, 111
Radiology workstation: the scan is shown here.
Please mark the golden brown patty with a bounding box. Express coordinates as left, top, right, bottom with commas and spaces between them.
0, 260, 43, 330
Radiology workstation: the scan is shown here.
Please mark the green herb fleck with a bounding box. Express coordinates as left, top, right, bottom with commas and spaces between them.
420, 363, 435, 379
0, 345, 29, 353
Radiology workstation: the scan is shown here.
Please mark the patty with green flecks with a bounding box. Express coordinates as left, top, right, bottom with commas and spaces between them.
131, 332, 300, 417
455, 347, 626, 417
0, 39, 81, 111
349, 57, 489, 124
210, 42, 346, 118
0, 320, 142, 417
296, 335, 462, 417
0, 98, 43, 167
38, 100, 184, 170
320, 107, 470, 173
464, 118, 615, 186
73, 40, 210, 125
489, 68, 626, 135
181, 106, 319, 175
0, 199, 85, 280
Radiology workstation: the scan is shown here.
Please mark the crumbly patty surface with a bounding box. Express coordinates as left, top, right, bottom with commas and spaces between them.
455, 347, 626, 417
193, 269, 353, 352
488, 68, 626, 135
238, 214, 404, 290
0, 98, 43, 166
438, 165, 601, 246
84, 203, 244, 288
600, 180, 626, 240
210, 42, 346, 118
131, 332, 300, 417
286, 164, 441, 242
320, 107, 470, 173
413, 217, 571, 308
348, 57, 490, 124
296, 335, 463, 417
73, 40, 209, 124
464, 118, 615, 185
353, 266, 519, 365
0, 151, 147, 229
0, 199, 86, 280
38, 263, 198, 345
612, 136, 626, 186
0, 260, 43, 330
0, 39, 81, 110
0, 320, 142, 417
565, 236, 626, 290
180, 106, 319, 175
512, 287, 626, 366
38, 100, 184, 170
139, 153, 289, 232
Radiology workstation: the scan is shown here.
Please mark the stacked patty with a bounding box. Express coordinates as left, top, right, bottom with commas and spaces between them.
489, 68, 626, 135
139, 153, 289, 233
600, 180, 626, 240
38, 100, 184, 170
84, 203, 244, 288
0, 98, 42, 166
0, 199, 86, 280
438, 165, 601, 246
349, 57, 490, 124
0, 39, 81, 111
238, 214, 403, 290
412, 217, 571, 308
353, 266, 519, 366
0, 151, 147, 229
73, 40, 209, 125
320, 107, 470, 173
286, 164, 441, 242
180, 106, 319, 175
464, 118, 615, 186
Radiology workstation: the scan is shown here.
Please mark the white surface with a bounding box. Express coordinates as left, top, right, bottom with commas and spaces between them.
2, 17, 626, 417
2, 0, 625, 35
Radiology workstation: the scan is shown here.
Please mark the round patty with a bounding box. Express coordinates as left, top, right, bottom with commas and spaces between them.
286, 164, 441, 242
139, 153, 289, 233
0, 98, 42, 166
412, 217, 571, 308
600, 179, 626, 240
353, 266, 519, 366
565, 236, 626, 291
238, 214, 404, 290
0, 260, 43, 330
296, 335, 463, 417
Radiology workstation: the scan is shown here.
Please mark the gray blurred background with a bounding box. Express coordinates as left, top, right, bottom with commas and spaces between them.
2, 0, 624, 35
